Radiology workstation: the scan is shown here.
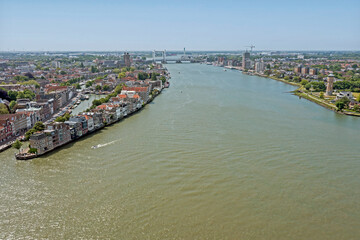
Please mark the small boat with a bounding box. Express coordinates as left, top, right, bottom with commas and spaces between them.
91, 145, 100, 149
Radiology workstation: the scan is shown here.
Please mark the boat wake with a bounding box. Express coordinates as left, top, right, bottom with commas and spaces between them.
91, 140, 119, 149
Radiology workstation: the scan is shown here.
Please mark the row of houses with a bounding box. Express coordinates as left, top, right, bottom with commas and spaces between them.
0, 112, 38, 143
22, 81, 162, 157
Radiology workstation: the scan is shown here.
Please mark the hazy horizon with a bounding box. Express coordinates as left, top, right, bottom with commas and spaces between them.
1, 0, 359, 51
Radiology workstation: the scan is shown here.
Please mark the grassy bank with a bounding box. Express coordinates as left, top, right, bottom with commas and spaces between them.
244, 71, 360, 117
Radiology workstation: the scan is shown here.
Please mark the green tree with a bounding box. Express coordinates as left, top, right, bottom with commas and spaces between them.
9, 100, 16, 112
0, 103, 9, 114
34, 122, 45, 131
95, 85, 102, 91
118, 72, 126, 79
12, 139, 22, 152
138, 72, 149, 80
159, 76, 166, 84
300, 79, 309, 86
293, 76, 301, 83
90, 66, 97, 73
28, 148, 38, 154
102, 85, 110, 91
74, 83, 81, 89
353, 104, 360, 112
319, 92, 324, 99
335, 101, 345, 111
305, 83, 311, 90
8, 91, 18, 101
151, 73, 157, 80
85, 81, 93, 88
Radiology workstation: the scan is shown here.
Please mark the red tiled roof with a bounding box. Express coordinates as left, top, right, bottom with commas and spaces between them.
123, 86, 148, 92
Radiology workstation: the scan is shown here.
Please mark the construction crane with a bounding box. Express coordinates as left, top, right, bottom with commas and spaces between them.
245, 45, 255, 52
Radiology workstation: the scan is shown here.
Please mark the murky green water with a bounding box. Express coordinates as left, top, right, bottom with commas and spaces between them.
1, 64, 360, 239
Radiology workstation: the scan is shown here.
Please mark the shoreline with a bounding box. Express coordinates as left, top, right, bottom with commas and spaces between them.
241, 71, 360, 117
15, 90, 164, 160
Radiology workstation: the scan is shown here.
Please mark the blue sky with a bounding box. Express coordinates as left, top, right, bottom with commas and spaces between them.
0, 0, 359, 51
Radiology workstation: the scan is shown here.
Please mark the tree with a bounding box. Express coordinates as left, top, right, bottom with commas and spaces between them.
9, 100, 16, 112
319, 92, 324, 99
102, 85, 110, 91
336, 101, 345, 111
90, 66, 97, 73
12, 139, 22, 152
293, 76, 301, 83
357, 94, 360, 102
0, 103, 9, 114
28, 148, 37, 154
151, 73, 157, 80
341, 97, 350, 107
353, 104, 360, 112
118, 72, 126, 79
95, 85, 102, 91
85, 81, 93, 88
305, 83, 311, 90
300, 79, 309, 86
138, 72, 149, 80
34, 122, 45, 131
159, 76, 166, 84
8, 90, 18, 101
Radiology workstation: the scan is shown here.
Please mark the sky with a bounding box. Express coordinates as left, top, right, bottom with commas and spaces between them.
0, 0, 359, 51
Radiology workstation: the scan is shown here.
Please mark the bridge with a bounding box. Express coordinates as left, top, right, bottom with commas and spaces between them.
151, 48, 194, 63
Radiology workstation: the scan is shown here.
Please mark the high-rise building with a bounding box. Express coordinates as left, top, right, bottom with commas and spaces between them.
326, 74, 335, 96
124, 52, 131, 67
301, 67, 309, 75
255, 61, 265, 73
242, 51, 250, 69
309, 68, 318, 75
294, 65, 302, 74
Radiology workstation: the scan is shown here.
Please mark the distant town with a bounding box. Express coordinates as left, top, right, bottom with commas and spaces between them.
0, 50, 360, 158
205, 50, 360, 115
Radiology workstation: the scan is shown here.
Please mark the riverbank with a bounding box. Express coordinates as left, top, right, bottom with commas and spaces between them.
242, 70, 360, 117
15, 88, 164, 160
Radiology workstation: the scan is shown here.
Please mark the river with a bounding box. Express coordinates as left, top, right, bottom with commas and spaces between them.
1, 64, 360, 239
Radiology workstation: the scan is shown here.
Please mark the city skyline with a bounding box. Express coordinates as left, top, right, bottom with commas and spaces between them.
0, 0, 359, 51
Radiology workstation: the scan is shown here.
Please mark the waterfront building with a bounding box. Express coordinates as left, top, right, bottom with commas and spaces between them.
242, 51, 251, 70
46, 122, 71, 147
326, 74, 335, 96
64, 121, 82, 139
123, 86, 150, 102
255, 61, 265, 73
0, 113, 28, 136
0, 118, 12, 143
69, 116, 88, 135
29, 132, 54, 155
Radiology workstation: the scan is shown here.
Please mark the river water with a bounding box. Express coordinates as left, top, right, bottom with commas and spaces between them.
1, 64, 360, 239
